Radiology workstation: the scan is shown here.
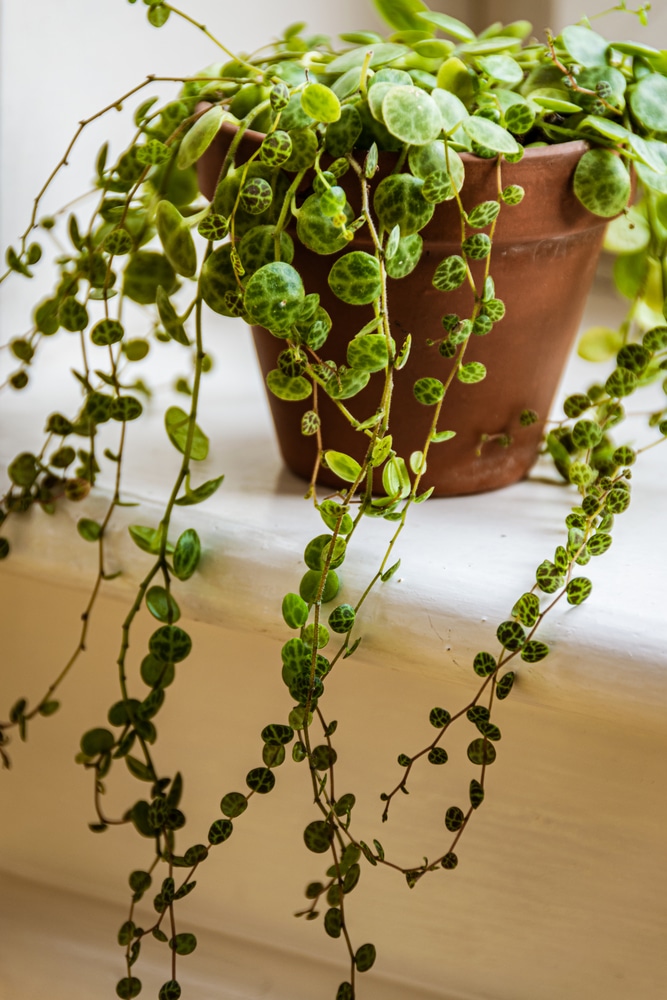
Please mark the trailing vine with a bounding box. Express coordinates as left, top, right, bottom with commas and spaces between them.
1, 0, 666, 996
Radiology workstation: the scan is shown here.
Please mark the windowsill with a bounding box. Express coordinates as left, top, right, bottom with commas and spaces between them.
2, 279, 666, 726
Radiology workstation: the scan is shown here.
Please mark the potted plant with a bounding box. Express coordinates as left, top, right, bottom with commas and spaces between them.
1, 0, 666, 997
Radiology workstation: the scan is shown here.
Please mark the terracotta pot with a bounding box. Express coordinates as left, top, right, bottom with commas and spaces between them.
198, 125, 607, 496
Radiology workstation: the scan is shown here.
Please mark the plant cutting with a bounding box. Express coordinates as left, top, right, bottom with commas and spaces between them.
1, 0, 666, 997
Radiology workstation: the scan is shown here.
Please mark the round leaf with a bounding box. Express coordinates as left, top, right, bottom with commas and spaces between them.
573, 150, 631, 218
304, 819, 333, 853
244, 262, 304, 333
328, 252, 381, 305
462, 116, 519, 154
301, 83, 341, 123
325, 450, 363, 483
382, 86, 442, 145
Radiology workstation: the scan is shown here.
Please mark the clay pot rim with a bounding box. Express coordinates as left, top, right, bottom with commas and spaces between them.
211, 114, 590, 164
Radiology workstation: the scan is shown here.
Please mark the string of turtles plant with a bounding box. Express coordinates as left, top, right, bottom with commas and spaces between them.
2, 0, 667, 996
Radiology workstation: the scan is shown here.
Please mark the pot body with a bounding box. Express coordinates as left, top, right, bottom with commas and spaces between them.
199, 131, 606, 496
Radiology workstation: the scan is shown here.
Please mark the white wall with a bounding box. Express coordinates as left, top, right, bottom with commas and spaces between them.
0, 0, 381, 261
553, 0, 667, 36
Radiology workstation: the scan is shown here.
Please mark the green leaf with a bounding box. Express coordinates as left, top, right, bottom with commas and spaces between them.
347, 333, 389, 372
220, 792, 248, 818
566, 577, 593, 605
158, 982, 181, 1000
303, 820, 333, 854
149, 624, 192, 663
496, 620, 525, 651
177, 106, 225, 170
128, 524, 170, 555
467, 200, 501, 229
561, 25, 609, 67
125, 756, 155, 782
124, 251, 177, 305
457, 361, 486, 384
496, 672, 515, 700
413, 376, 444, 405
77, 518, 102, 542
118, 920, 136, 947
431, 429, 456, 443
374, 174, 434, 235
521, 640, 549, 663
462, 233, 491, 260
156, 201, 196, 278
417, 10, 475, 41
282, 593, 309, 629
208, 818, 234, 845
266, 370, 312, 401
605, 367, 637, 398
470, 779, 484, 809
129, 870, 152, 894
324, 908, 343, 938
445, 805, 465, 831
467, 738, 497, 765
156, 287, 190, 346
578, 326, 623, 363
326, 368, 370, 400
175, 474, 224, 506
80, 728, 114, 757
319, 500, 354, 534
244, 262, 305, 334
373, 0, 432, 33
116, 978, 142, 999
354, 943, 377, 973
169, 933, 197, 956
381, 559, 401, 582
304, 534, 347, 571
511, 592, 540, 627
433, 254, 467, 291
325, 450, 362, 483
478, 54, 523, 86
629, 74, 667, 133
262, 744, 286, 767
386, 234, 423, 279
536, 559, 564, 594
328, 604, 356, 633
172, 528, 201, 581
311, 744, 337, 770
588, 532, 612, 557
110, 396, 143, 422
38, 700, 60, 717
462, 116, 519, 155
328, 252, 381, 305
571, 419, 603, 450
246, 767, 276, 794
165, 406, 209, 460
261, 724, 295, 747
573, 150, 631, 218
299, 569, 340, 604
91, 319, 124, 346
325, 43, 410, 76
473, 651, 496, 677
147, 4, 170, 27
382, 86, 442, 145
146, 586, 181, 623
382, 456, 410, 499
301, 83, 341, 123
